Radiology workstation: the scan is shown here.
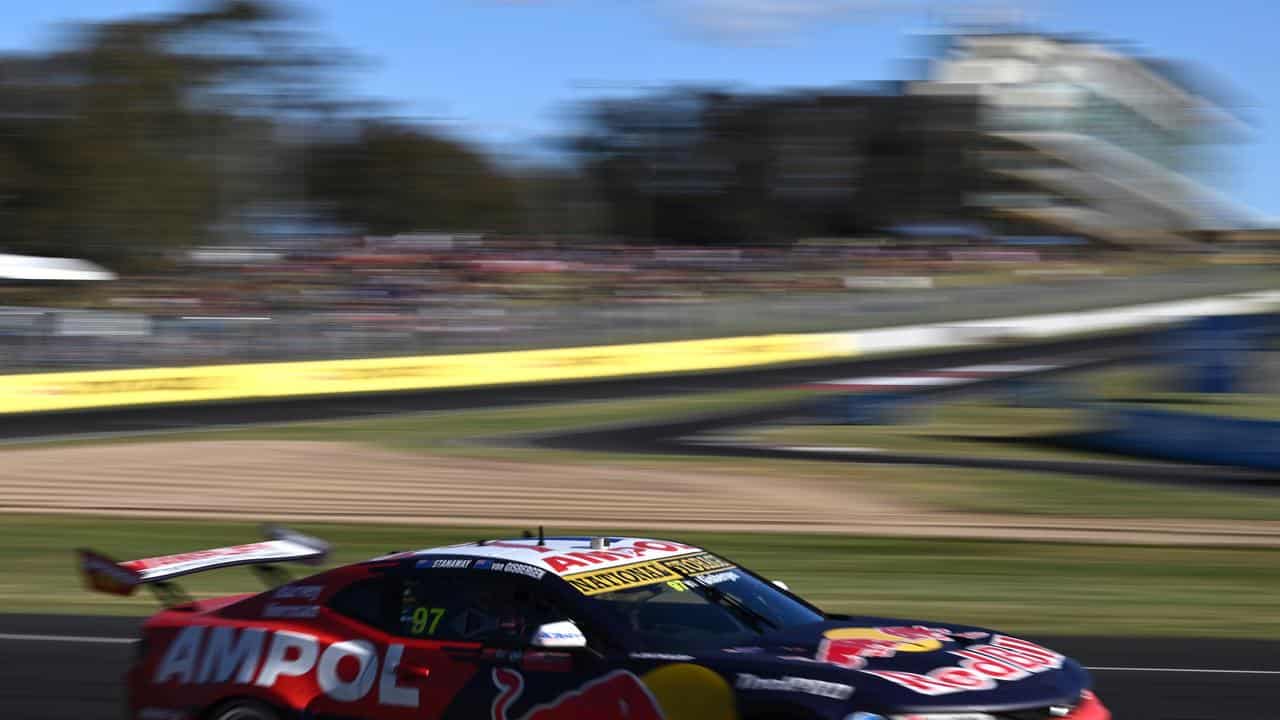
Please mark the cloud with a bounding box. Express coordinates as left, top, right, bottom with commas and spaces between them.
662, 0, 916, 42
473, 0, 924, 43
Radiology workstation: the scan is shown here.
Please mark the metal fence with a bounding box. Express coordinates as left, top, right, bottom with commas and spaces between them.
0, 266, 1273, 373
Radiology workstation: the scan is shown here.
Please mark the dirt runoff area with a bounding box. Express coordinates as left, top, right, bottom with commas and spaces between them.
5, 439, 1280, 546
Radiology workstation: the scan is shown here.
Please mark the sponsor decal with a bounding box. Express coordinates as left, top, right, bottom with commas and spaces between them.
563, 561, 682, 595
658, 553, 733, 576
262, 603, 320, 619
863, 634, 1064, 697
1, 333, 835, 414
630, 652, 696, 661
561, 550, 737, 595
316, 365, 439, 382
735, 673, 854, 701
273, 584, 324, 601
817, 626, 955, 669
531, 621, 586, 648
122, 540, 321, 580
490, 668, 664, 720
541, 541, 697, 574
152, 626, 419, 708
45, 377, 220, 395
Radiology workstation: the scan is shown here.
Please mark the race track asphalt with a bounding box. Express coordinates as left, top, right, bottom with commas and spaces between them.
0, 614, 1276, 719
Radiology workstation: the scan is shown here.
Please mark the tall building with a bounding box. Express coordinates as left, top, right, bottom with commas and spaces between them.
575, 31, 1251, 247
908, 32, 1249, 247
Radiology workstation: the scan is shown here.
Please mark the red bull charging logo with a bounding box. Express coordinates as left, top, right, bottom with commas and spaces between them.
490, 668, 665, 720
817, 626, 963, 669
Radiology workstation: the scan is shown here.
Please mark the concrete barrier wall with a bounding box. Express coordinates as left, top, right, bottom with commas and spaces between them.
0, 332, 846, 415
2, 288, 1277, 415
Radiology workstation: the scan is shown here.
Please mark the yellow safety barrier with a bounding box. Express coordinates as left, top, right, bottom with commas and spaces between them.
0, 332, 854, 414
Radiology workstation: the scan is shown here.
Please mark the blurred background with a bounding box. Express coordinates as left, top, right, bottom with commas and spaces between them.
2, 2, 1280, 718
0, 0, 1272, 369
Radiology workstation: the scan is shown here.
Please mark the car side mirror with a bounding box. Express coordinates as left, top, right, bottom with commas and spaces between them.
772, 580, 790, 591
530, 620, 587, 649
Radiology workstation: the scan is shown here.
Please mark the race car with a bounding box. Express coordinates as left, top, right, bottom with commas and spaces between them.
79, 527, 1110, 720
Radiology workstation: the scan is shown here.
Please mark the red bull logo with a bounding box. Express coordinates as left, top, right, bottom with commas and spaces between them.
864, 634, 1065, 697
490, 668, 664, 720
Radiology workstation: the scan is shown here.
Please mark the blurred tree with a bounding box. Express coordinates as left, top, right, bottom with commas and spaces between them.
0, 1, 358, 269
571, 90, 786, 245
569, 89, 977, 244
513, 168, 606, 238
304, 122, 521, 235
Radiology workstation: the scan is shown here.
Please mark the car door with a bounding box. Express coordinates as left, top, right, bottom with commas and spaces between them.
312, 571, 487, 720
392, 564, 660, 720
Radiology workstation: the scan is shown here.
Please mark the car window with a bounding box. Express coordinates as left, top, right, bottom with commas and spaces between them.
394, 569, 569, 646
585, 561, 824, 651
327, 578, 393, 629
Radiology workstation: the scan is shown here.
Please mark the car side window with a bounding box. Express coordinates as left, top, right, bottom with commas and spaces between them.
394, 569, 567, 647
327, 578, 393, 630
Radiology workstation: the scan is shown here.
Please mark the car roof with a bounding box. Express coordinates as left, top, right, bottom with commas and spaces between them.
388, 536, 706, 576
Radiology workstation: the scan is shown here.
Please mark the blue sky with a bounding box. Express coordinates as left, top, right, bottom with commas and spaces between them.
2, 0, 1277, 222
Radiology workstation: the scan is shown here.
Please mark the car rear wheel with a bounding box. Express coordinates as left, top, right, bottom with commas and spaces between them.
207, 698, 280, 720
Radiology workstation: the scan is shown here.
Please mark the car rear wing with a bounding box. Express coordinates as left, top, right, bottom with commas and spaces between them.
77, 525, 330, 604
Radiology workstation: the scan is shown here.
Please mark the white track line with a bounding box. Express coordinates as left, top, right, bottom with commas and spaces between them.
0, 632, 134, 644
1086, 666, 1280, 675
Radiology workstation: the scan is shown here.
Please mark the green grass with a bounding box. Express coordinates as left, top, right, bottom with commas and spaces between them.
748, 403, 1094, 462
1096, 366, 1280, 420
752, 367, 1280, 465
11, 515, 1280, 638
747, 367, 1158, 464
739, 405, 1280, 521
1107, 394, 1280, 421
734, 372, 1280, 519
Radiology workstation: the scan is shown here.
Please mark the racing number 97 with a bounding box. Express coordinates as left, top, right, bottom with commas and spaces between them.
411, 607, 445, 635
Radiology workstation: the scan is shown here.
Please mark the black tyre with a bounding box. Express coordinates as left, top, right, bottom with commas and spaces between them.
208, 698, 280, 720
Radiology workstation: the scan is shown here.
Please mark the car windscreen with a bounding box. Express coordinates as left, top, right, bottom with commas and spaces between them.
580, 559, 823, 651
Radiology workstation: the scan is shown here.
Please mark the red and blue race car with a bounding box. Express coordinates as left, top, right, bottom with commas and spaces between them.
80, 527, 1110, 720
